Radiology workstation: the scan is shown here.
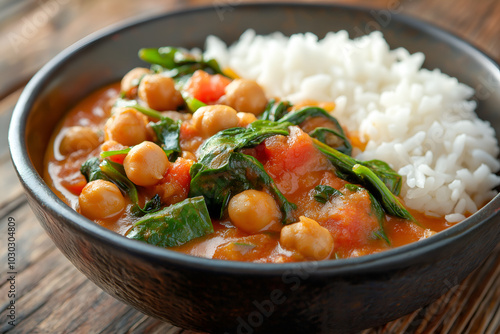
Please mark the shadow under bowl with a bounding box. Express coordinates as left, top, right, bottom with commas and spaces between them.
8, 3, 500, 333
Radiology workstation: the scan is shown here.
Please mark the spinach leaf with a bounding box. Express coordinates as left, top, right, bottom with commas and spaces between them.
192, 120, 297, 223
344, 183, 361, 192
361, 159, 403, 197
113, 99, 183, 160
196, 120, 291, 167
99, 159, 139, 203
126, 196, 213, 247
190, 152, 297, 224
344, 184, 390, 245
278, 106, 352, 156
185, 96, 206, 113
352, 164, 415, 222
100, 148, 131, 159
313, 139, 413, 221
259, 99, 292, 121
130, 194, 163, 217
313, 139, 402, 195
81, 158, 163, 216
309, 127, 352, 156
114, 98, 166, 120
149, 118, 181, 162
139, 46, 178, 69
81, 157, 109, 182
313, 185, 343, 204
139, 47, 224, 78
278, 106, 341, 127
370, 193, 391, 245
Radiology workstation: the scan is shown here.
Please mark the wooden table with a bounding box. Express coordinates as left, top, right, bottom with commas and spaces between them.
1, 0, 499, 333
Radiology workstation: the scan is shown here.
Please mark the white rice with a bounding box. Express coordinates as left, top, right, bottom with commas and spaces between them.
204, 29, 500, 221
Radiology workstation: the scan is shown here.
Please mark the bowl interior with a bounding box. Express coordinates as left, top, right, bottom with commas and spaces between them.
13, 3, 500, 268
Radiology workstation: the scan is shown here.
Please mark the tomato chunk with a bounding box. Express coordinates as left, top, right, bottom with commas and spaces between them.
184, 70, 232, 104
101, 140, 128, 164
262, 126, 331, 195
154, 157, 193, 205
322, 189, 382, 254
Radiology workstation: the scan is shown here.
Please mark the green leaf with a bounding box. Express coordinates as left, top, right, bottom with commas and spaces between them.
313, 139, 402, 196
100, 148, 131, 159
139, 47, 178, 69
344, 183, 361, 192
279, 106, 352, 156
196, 120, 291, 168
130, 194, 163, 217
99, 159, 139, 204
361, 160, 402, 196
191, 121, 296, 224
344, 184, 391, 245
185, 96, 206, 113
309, 127, 352, 156
114, 98, 165, 120
81, 158, 165, 216
259, 99, 292, 121
80, 157, 108, 182
367, 192, 391, 245
313, 185, 343, 204
139, 47, 225, 78
126, 196, 214, 247
149, 118, 181, 162
351, 164, 415, 222
190, 152, 297, 224
278, 106, 342, 128
313, 139, 413, 221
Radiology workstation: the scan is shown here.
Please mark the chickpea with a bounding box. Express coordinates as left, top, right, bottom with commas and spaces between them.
100, 140, 126, 152
79, 180, 125, 220
161, 110, 192, 122
181, 150, 197, 162
191, 105, 239, 138
121, 67, 150, 98
138, 74, 183, 111
224, 79, 267, 115
237, 112, 257, 127
280, 216, 334, 260
123, 141, 170, 186
104, 107, 149, 146
228, 190, 281, 234
59, 126, 100, 155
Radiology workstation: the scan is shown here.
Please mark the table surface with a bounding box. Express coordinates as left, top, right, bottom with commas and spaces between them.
1, 0, 499, 333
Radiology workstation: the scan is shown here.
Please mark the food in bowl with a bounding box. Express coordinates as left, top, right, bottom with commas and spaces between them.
43, 30, 500, 263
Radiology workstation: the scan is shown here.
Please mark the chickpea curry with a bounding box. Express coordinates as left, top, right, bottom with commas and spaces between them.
44, 46, 450, 263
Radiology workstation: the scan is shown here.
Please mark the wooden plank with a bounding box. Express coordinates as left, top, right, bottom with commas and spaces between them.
448, 254, 500, 333
402, 0, 500, 62
0, 202, 53, 282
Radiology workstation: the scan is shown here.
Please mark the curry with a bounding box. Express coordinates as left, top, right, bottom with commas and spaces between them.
44, 47, 449, 263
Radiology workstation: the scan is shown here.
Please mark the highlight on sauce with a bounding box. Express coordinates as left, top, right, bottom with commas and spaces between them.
44, 46, 450, 263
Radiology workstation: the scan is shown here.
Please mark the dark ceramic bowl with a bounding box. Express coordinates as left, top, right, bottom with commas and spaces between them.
9, 3, 500, 333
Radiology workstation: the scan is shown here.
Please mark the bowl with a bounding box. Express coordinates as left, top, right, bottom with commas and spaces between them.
9, 3, 500, 333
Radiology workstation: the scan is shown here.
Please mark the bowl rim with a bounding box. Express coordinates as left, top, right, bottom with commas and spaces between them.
8, 2, 500, 276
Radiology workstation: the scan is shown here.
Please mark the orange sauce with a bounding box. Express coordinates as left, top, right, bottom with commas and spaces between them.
44, 83, 452, 262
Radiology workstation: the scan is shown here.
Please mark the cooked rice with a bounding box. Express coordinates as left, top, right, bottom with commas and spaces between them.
204, 29, 500, 221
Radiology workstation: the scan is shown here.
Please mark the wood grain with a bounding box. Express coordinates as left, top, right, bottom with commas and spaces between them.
1, 0, 499, 333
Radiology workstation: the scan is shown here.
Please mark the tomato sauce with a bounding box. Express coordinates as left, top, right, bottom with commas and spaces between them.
44, 81, 452, 263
